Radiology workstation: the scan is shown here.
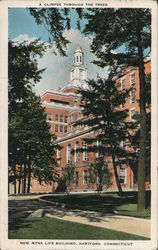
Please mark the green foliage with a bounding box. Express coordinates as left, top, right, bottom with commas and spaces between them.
8, 40, 57, 193
8, 40, 45, 109
29, 8, 71, 56
76, 72, 132, 193
83, 8, 151, 69
89, 157, 112, 191
56, 164, 74, 193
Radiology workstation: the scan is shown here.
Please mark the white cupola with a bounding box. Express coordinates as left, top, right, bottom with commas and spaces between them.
74, 45, 84, 65
68, 45, 87, 89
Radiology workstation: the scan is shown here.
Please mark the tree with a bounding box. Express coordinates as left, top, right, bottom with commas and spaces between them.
82, 8, 151, 212
29, 8, 85, 56
8, 40, 57, 193
129, 74, 151, 190
76, 72, 131, 195
55, 163, 74, 194
89, 156, 112, 192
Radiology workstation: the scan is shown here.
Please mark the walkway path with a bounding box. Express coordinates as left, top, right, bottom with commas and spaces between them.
8, 194, 150, 238
45, 207, 150, 238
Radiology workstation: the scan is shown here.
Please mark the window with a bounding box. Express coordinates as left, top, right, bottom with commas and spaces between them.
77, 56, 78, 62
55, 114, 58, 121
67, 144, 72, 163
120, 168, 126, 184
60, 125, 63, 132
57, 148, 61, 165
64, 116, 68, 123
44, 181, 47, 187
39, 180, 42, 188
71, 115, 74, 122
49, 180, 53, 186
64, 126, 67, 133
34, 179, 37, 189
48, 124, 52, 131
75, 141, 80, 163
96, 140, 102, 158
130, 89, 135, 103
75, 172, 79, 186
55, 124, 58, 132
48, 114, 52, 121
121, 78, 125, 90
120, 141, 126, 151
83, 170, 88, 184
83, 142, 88, 162
80, 56, 82, 63
130, 72, 135, 85
130, 108, 135, 121
60, 115, 63, 122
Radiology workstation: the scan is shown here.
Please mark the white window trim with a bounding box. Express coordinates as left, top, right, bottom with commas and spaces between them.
83, 142, 88, 161
83, 170, 88, 185
130, 108, 135, 121
130, 72, 135, 86
48, 114, 52, 121
67, 144, 71, 164
55, 124, 58, 132
121, 77, 126, 90
120, 141, 126, 151
120, 168, 127, 184
130, 89, 135, 104
57, 148, 61, 165
75, 142, 80, 163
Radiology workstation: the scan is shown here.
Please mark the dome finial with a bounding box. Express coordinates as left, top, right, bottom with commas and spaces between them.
75, 45, 82, 52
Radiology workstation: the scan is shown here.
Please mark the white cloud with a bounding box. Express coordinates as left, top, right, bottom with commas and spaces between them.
12, 34, 37, 44
12, 31, 108, 95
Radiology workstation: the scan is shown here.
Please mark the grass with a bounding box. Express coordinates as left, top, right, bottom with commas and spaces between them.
9, 211, 149, 240
42, 191, 151, 219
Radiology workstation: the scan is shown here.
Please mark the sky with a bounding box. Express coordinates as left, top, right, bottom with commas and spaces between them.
9, 8, 108, 95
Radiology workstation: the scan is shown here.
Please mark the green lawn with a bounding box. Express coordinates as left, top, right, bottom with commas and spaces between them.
42, 191, 151, 219
9, 211, 149, 240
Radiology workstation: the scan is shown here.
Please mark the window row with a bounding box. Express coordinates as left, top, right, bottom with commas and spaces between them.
48, 114, 68, 123
121, 88, 136, 107
57, 142, 89, 165
48, 124, 68, 133
121, 72, 136, 90
74, 171, 88, 185
34, 179, 53, 188
74, 168, 127, 186
67, 142, 88, 164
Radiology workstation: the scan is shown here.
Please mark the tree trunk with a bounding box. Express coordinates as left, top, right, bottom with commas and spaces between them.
111, 151, 122, 195
27, 161, 31, 193
137, 22, 146, 212
13, 164, 16, 194
23, 163, 27, 193
18, 165, 22, 194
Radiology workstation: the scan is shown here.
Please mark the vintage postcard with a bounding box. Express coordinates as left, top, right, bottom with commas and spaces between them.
0, 0, 157, 249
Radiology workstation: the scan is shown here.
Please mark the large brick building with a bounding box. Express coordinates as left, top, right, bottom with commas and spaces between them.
30, 45, 151, 193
